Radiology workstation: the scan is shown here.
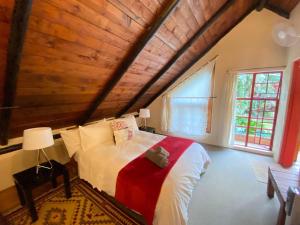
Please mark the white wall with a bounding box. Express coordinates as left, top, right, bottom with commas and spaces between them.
148, 9, 288, 148
273, 3, 300, 161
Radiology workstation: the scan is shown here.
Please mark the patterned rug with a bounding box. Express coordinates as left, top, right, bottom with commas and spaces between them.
5, 179, 143, 225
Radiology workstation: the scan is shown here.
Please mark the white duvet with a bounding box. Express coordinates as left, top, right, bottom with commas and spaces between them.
78, 131, 210, 225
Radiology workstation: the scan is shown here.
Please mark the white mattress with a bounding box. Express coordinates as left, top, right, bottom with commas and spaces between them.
78, 131, 211, 225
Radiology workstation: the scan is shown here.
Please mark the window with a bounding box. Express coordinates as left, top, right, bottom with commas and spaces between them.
161, 60, 216, 137
233, 71, 282, 151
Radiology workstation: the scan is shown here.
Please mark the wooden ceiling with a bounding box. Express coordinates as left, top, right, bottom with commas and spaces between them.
0, 0, 299, 143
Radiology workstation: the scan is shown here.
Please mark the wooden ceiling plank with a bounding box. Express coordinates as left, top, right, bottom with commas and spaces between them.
117, 0, 235, 117
164, 16, 189, 44
108, 0, 148, 26
186, 0, 207, 28
177, 1, 200, 33
15, 94, 96, 107
22, 42, 119, 71
28, 16, 127, 59
20, 55, 113, 80
139, 0, 162, 15
31, 0, 131, 51
0, 0, 33, 145
118, 0, 154, 25
142, 2, 257, 109
77, 0, 143, 34
144, 37, 174, 60
109, 0, 180, 51
45, 0, 142, 43
0, 1, 14, 24
168, 4, 196, 40
77, 0, 179, 125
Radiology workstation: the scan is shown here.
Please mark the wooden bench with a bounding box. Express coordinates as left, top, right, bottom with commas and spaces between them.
267, 165, 300, 225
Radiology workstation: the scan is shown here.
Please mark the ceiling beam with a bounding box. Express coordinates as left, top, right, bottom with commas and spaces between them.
142, 3, 257, 109
256, 0, 268, 11
116, 0, 235, 117
0, 0, 33, 145
265, 3, 290, 18
77, 0, 179, 125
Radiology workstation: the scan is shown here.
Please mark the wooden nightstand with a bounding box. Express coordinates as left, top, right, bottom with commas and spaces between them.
139, 126, 155, 133
13, 160, 71, 222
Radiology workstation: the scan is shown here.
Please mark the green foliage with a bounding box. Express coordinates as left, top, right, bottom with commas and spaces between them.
236, 74, 252, 98
234, 72, 281, 140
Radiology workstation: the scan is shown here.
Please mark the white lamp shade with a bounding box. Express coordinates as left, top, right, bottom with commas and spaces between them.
139, 108, 150, 118
23, 127, 54, 150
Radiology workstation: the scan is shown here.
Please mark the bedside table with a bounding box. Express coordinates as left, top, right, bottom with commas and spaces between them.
13, 160, 71, 222
139, 126, 155, 133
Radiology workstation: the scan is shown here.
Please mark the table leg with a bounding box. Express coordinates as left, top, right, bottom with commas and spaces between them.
15, 183, 25, 206
23, 188, 38, 222
63, 170, 71, 199
267, 175, 274, 198
277, 204, 286, 225
51, 176, 57, 188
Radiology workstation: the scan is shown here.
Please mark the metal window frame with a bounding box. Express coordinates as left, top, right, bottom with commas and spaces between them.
234, 71, 283, 151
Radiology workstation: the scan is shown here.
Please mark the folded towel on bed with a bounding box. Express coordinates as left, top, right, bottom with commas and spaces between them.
145, 149, 169, 168
154, 146, 170, 157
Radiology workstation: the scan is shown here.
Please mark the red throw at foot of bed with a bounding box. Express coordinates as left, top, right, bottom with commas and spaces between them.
115, 136, 194, 225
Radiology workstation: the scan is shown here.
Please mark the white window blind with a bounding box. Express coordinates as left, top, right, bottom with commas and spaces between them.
162, 59, 216, 137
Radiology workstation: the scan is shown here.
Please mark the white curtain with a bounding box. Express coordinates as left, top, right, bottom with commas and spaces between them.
161, 60, 216, 136
222, 71, 237, 147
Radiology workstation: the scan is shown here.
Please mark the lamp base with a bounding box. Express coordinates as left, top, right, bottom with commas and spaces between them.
36, 148, 53, 174
143, 118, 147, 129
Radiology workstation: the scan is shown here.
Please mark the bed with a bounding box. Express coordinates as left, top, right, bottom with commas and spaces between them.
76, 130, 210, 225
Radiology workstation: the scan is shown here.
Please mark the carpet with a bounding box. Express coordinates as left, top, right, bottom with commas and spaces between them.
5, 179, 143, 225
188, 145, 279, 225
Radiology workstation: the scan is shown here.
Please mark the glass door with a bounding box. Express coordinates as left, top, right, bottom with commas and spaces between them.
234, 71, 282, 151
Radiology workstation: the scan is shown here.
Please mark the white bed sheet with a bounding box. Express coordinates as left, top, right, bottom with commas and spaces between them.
78, 131, 210, 225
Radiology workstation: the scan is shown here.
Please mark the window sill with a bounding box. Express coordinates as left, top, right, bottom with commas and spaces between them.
231, 145, 273, 157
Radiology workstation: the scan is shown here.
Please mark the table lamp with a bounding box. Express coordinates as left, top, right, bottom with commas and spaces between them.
23, 127, 54, 174
139, 108, 150, 128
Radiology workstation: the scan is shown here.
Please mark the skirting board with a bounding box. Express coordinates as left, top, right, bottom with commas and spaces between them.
231, 145, 273, 157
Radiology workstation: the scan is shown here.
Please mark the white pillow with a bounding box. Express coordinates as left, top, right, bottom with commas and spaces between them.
111, 119, 134, 145
113, 128, 133, 145
79, 120, 114, 151
124, 115, 139, 131
60, 128, 81, 158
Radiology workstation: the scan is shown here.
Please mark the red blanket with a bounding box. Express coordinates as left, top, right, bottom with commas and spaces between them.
115, 136, 194, 225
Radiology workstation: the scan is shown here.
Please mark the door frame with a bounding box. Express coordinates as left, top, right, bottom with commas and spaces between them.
234, 71, 283, 151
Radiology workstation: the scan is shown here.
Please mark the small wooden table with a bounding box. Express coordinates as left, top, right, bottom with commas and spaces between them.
267, 165, 300, 225
13, 160, 71, 222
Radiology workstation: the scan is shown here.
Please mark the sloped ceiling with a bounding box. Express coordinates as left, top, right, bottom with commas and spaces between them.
0, 0, 299, 141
